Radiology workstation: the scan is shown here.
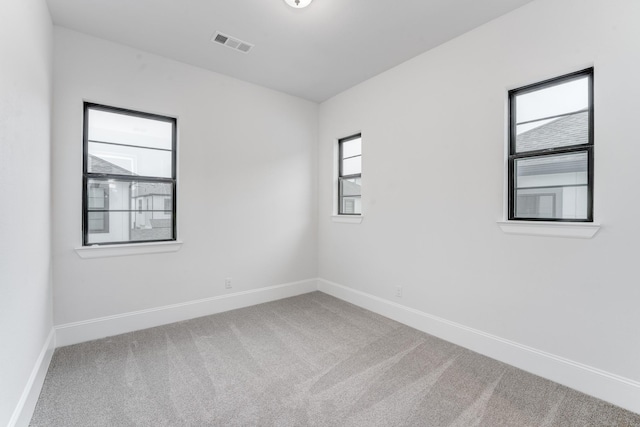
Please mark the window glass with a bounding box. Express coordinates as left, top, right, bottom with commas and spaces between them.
340, 177, 361, 197
88, 141, 172, 178
86, 212, 174, 245
515, 77, 588, 124
341, 138, 361, 159
88, 109, 173, 150
515, 77, 589, 153
342, 156, 361, 176
514, 152, 588, 220
85, 177, 174, 244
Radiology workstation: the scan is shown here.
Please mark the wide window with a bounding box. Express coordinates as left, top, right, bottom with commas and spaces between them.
338, 134, 362, 215
83, 103, 177, 245
508, 68, 593, 221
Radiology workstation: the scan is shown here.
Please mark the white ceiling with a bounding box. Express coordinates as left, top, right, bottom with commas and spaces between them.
45, 0, 534, 103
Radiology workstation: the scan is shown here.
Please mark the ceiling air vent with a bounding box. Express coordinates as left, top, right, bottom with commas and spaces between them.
211, 31, 254, 54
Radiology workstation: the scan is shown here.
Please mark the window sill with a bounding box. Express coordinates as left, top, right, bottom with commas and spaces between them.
75, 241, 183, 259
497, 221, 600, 239
332, 215, 363, 224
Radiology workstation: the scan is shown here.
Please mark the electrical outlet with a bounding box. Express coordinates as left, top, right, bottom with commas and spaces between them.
225, 277, 232, 289
395, 285, 403, 298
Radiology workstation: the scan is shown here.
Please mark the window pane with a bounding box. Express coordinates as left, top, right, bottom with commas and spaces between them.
88, 108, 173, 150
88, 184, 108, 209
86, 211, 173, 244
86, 178, 173, 244
88, 178, 130, 211
516, 110, 588, 153
340, 197, 361, 215
131, 181, 173, 210
515, 76, 589, 153
514, 152, 588, 219
340, 177, 361, 197
88, 212, 108, 233
87, 179, 173, 231
88, 141, 172, 178
516, 77, 588, 124
342, 156, 361, 176
341, 137, 361, 159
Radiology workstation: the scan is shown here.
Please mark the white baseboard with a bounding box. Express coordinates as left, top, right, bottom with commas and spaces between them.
9, 328, 56, 427
50, 277, 640, 415
55, 279, 318, 347
317, 278, 640, 415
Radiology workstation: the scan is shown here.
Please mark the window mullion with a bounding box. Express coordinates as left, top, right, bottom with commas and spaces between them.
510, 144, 593, 161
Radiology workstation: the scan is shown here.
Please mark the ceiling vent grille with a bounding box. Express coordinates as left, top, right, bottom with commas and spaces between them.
211, 32, 254, 54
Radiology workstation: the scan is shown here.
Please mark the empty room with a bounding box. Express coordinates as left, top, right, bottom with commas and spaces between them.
2, 0, 640, 425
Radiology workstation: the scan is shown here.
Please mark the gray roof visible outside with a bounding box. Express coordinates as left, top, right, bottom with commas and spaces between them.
133, 182, 172, 197
517, 111, 588, 152
516, 111, 589, 177
89, 155, 135, 175
89, 155, 170, 196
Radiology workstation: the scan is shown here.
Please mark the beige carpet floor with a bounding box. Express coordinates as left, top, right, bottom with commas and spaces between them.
31, 292, 640, 426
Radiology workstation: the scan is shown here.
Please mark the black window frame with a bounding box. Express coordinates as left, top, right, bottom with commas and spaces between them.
338, 133, 362, 215
82, 102, 177, 246
508, 68, 594, 222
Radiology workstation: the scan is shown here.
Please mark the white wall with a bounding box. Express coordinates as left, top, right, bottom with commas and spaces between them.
0, 0, 53, 424
319, 0, 640, 386
52, 28, 318, 324
12, 0, 636, 418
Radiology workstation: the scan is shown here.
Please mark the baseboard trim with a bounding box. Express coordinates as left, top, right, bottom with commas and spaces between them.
9, 328, 56, 427
55, 279, 318, 347
50, 277, 640, 414
317, 278, 640, 415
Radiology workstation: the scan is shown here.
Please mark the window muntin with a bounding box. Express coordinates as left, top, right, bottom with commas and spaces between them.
508, 68, 593, 222
83, 103, 177, 245
338, 134, 362, 215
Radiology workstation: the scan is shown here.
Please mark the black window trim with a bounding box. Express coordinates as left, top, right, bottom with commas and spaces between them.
508, 67, 594, 222
82, 102, 177, 246
338, 133, 362, 216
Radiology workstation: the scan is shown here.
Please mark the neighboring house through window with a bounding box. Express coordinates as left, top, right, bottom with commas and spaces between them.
83, 103, 177, 245
338, 134, 362, 215
508, 68, 594, 221
87, 183, 109, 233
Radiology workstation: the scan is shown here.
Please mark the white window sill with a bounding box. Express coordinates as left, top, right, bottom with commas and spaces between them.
75, 241, 183, 259
497, 221, 600, 239
332, 215, 363, 224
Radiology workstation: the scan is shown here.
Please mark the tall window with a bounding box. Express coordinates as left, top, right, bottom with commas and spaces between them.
83, 103, 177, 245
338, 134, 362, 215
508, 68, 594, 221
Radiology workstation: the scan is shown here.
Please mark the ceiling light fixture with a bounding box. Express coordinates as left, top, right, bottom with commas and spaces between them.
284, 0, 313, 8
